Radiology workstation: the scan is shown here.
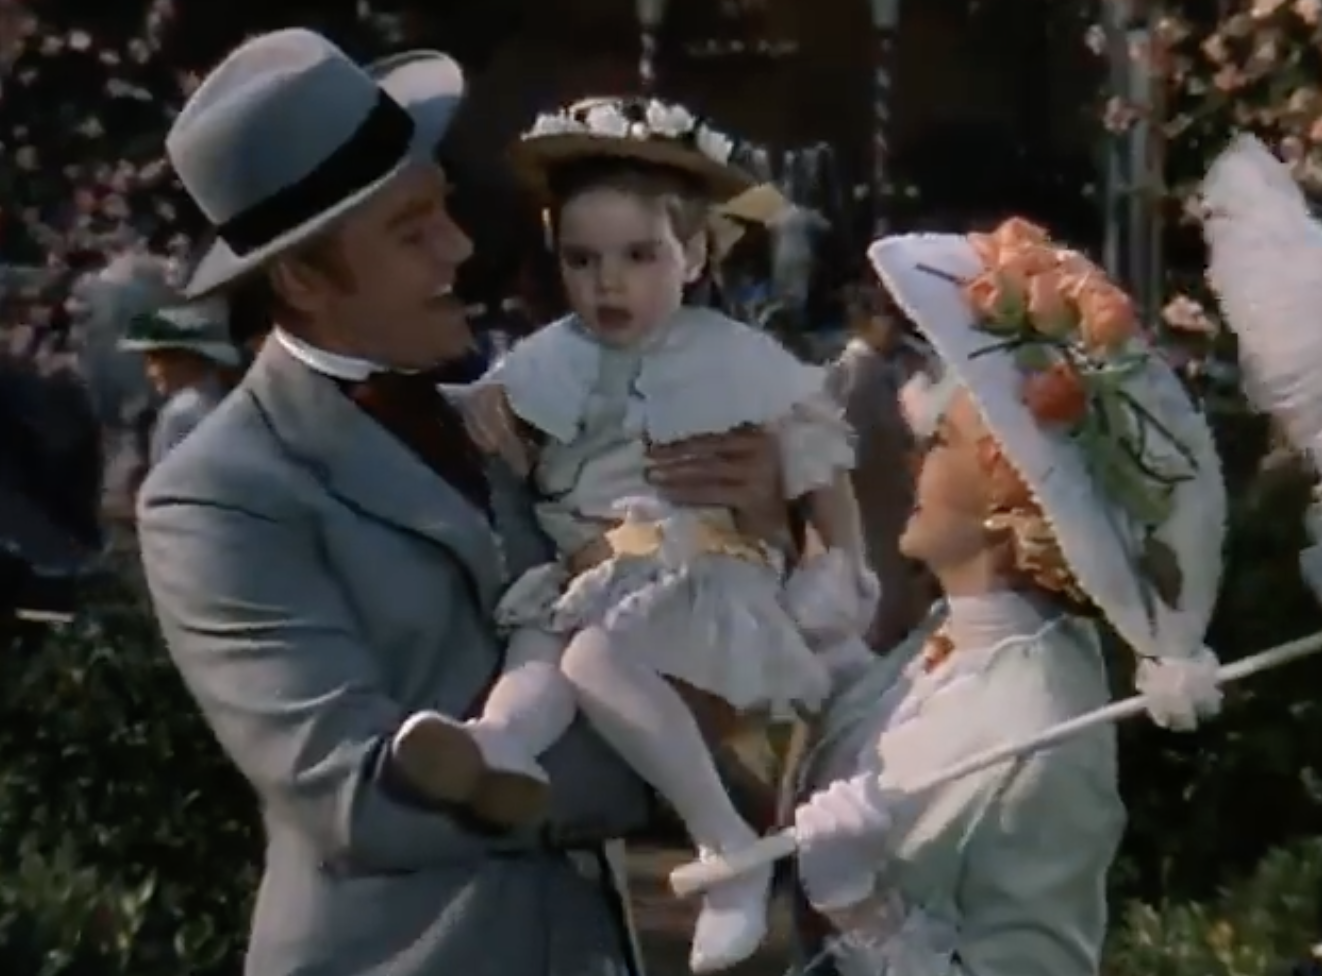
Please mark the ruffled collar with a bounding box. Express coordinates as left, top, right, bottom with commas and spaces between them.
944, 590, 1055, 656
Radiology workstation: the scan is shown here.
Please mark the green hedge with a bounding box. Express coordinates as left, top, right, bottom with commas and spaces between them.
0, 575, 259, 974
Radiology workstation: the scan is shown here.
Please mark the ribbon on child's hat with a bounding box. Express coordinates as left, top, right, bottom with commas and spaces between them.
668, 629, 1322, 898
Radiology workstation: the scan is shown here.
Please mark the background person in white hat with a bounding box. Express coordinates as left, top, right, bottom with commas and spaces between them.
118, 297, 239, 468
134, 29, 788, 976
780, 218, 1227, 976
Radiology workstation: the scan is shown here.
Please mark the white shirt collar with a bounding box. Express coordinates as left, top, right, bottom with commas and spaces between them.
274, 327, 382, 382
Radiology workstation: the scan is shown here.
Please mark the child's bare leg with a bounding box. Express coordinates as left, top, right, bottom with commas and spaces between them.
560, 625, 772, 973
393, 628, 574, 828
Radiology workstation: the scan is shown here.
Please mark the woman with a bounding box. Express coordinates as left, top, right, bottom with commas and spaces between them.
782, 218, 1227, 976
117, 297, 239, 468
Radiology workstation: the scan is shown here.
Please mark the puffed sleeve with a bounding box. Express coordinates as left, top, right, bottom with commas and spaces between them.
827, 744, 1124, 976
777, 389, 856, 500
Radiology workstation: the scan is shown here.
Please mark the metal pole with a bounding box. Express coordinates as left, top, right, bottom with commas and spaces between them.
868, 0, 901, 236
1102, 0, 1132, 286
1145, 3, 1168, 330
1126, 9, 1156, 320
636, 0, 669, 93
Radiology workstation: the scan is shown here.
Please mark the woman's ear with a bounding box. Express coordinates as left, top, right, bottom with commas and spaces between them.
682, 231, 710, 285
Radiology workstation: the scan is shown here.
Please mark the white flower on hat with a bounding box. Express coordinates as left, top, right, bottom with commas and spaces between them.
695, 125, 734, 164
528, 112, 575, 137
583, 103, 629, 138
646, 100, 695, 137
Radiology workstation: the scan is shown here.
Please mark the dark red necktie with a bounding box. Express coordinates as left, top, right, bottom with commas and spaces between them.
337, 369, 492, 519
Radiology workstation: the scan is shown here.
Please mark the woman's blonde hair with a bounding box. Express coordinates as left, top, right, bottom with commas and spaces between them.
976, 434, 1095, 613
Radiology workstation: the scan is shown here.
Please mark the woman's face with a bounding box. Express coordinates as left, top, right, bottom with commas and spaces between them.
900, 388, 997, 571
557, 187, 703, 348
143, 349, 210, 397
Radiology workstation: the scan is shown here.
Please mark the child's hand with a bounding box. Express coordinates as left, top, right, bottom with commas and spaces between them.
462, 384, 530, 475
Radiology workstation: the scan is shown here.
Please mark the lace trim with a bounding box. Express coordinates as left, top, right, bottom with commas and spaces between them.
822, 901, 958, 976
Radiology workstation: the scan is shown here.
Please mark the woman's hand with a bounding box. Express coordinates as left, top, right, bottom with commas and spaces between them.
793, 774, 896, 912
460, 383, 530, 476
646, 425, 789, 547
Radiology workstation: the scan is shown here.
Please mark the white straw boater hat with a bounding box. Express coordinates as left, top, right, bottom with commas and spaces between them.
119, 297, 241, 366
170, 29, 465, 298
513, 95, 756, 202
869, 219, 1228, 729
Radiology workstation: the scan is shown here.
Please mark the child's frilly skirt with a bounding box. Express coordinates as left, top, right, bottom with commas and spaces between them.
496, 498, 831, 718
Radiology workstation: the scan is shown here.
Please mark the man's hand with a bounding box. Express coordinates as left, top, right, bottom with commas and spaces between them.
645, 425, 789, 547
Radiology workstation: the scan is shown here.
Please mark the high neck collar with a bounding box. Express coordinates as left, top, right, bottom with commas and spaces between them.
273, 328, 383, 382
944, 590, 1054, 653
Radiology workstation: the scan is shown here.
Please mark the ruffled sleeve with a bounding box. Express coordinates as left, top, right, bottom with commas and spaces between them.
777, 388, 856, 499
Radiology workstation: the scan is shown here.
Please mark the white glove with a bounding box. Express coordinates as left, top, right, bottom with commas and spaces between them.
793, 773, 896, 911
784, 549, 881, 644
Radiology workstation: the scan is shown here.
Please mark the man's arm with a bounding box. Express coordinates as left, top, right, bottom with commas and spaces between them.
138, 493, 522, 874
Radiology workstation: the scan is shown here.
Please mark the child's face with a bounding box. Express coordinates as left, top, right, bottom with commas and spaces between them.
557, 187, 704, 347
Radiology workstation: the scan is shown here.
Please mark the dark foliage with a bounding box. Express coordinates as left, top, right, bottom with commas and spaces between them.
0, 574, 261, 975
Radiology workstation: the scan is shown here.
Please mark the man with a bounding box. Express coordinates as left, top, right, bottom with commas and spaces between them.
137, 31, 789, 976
826, 280, 933, 651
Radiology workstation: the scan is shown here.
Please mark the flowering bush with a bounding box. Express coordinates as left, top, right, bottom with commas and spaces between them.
1111, 2, 1322, 374
1106, 838, 1322, 976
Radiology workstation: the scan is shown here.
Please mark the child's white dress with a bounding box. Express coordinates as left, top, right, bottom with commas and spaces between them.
489, 305, 857, 716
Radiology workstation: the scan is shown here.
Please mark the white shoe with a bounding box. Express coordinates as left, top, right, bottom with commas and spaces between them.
391, 711, 550, 828
687, 847, 772, 973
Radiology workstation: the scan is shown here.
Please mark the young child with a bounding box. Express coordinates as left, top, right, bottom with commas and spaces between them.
394, 96, 878, 972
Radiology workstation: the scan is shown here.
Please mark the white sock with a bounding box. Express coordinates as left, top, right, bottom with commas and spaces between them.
560, 625, 757, 852
472, 628, 576, 756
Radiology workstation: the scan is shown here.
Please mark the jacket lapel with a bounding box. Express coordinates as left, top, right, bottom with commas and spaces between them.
244, 341, 505, 609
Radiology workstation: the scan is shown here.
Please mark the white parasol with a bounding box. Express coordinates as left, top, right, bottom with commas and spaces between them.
669, 630, 1322, 896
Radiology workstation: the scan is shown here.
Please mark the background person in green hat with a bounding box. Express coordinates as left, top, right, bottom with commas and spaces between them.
118, 297, 239, 469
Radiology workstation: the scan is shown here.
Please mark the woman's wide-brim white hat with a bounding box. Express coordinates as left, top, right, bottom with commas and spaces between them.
175, 31, 465, 298
869, 233, 1227, 680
